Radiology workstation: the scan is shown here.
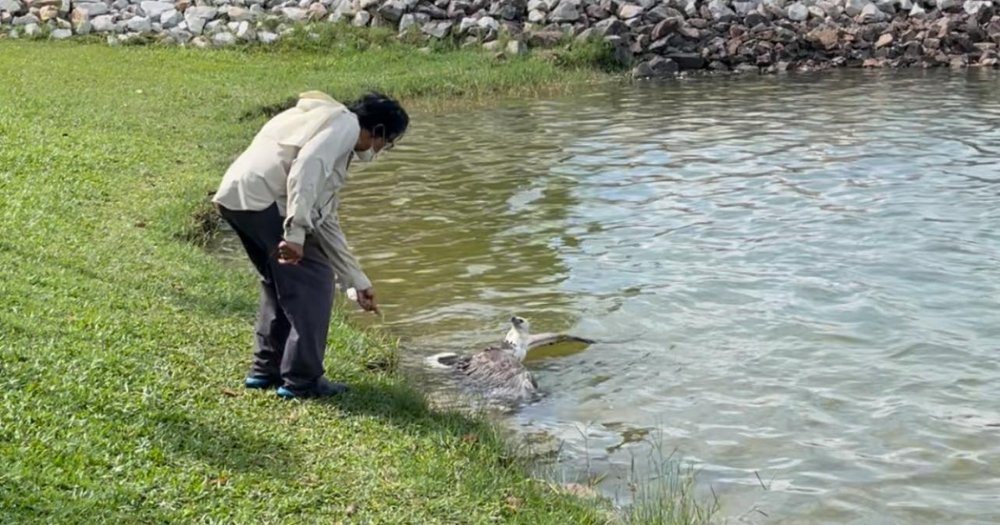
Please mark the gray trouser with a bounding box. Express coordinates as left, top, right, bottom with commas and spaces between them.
217, 203, 333, 391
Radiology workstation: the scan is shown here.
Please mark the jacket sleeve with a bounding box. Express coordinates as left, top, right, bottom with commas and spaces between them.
282, 120, 356, 245
316, 214, 372, 292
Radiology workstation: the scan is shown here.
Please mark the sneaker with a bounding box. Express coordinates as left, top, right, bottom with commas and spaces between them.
244, 376, 280, 389
276, 377, 349, 399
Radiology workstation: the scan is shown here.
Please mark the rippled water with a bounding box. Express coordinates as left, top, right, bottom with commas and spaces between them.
216, 70, 1000, 523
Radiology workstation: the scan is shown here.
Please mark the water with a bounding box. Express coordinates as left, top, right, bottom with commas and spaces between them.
215, 70, 1000, 523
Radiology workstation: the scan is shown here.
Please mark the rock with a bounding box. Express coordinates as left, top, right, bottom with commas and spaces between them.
281, 7, 307, 21
860, 3, 886, 21
816, 0, 840, 15
875, 0, 895, 13
507, 39, 528, 54
189, 34, 210, 47
73, 2, 106, 16
526, 8, 544, 22
875, 32, 893, 48
168, 27, 192, 42
909, 3, 925, 16
478, 15, 498, 31
12, 13, 36, 24
808, 27, 838, 49
37, 4, 56, 20
937, 0, 957, 9
212, 31, 235, 46
844, 0, 868, 16
0, 0, 25, 15
527, 29, 562, 46
139, 1, 172, 19
306, 2, 327, 19
618, 2, 642, 18
75, 17, 92, 33
732, 0, 757, 15
648, 55, 680, 75
376, 0, 405, 21
421, 19, 452, 37
787, 2, 808, 19
677, 23, 699, 39
964, 0, 990, 16
745, 11, 768, 26
127, 16, 152, 32
708, 0, 735, 18
24, 22, 40, 36
51, 27, 71, 38
483, 40, 501, 51
352, 10, 370, 25
160, 8, 182, 28
91, 14, 113, 31
548, 0, 579, 22
594, 16, 626, 37
666, 52, 705, 68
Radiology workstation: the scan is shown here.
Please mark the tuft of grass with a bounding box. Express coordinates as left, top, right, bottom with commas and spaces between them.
0, 38, 640, 524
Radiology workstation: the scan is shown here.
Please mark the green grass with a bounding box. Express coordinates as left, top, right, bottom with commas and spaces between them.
0, 37, 639, 524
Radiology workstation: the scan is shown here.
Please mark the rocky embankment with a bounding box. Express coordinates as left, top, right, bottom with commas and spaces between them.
3, 0, 1000, 76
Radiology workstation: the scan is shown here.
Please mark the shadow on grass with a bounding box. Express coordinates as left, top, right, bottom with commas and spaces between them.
150, 407, 300, 478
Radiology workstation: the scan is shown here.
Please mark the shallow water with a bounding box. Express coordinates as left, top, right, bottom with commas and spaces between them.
216, 70, 1000, 523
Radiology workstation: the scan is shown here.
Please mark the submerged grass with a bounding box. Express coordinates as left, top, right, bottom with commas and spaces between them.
0, 36, 700, 524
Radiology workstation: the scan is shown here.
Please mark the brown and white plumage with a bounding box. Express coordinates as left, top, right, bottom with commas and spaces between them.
427, 316, 595, 404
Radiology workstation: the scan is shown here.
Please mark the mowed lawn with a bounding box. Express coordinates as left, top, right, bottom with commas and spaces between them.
0, 39, 617, 524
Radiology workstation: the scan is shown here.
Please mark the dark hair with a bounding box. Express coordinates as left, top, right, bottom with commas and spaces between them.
347, 91, 409, 143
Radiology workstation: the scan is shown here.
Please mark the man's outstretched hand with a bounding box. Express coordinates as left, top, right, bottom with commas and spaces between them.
357, 287, 380, 315
277, 240, 303, 265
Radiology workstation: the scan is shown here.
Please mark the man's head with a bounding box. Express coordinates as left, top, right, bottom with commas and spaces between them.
349, 91, 409, 159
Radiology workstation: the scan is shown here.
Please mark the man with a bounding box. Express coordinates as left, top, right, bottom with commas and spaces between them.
213, 90, 409, 399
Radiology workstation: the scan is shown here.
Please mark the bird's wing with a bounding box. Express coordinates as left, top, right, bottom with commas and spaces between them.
525, 333, 596, 350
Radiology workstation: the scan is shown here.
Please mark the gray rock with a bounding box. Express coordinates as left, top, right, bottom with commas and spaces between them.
91, 14, 114, 31
707, 0, 735, 18
909, 2, 925, 15
24, 22, 40, 36
816, 0, 839, 15
205, 19, 225, 33
574, 26, 595, 41
73, 2, 106, 16
482, 40, 501, 51
170, 27, 193, 42
13, 13, 37, 24
860, 2, 885, 20
398, 12, 415, 31
936, 0, 956, 9
50, 27, 71, 38
844, 0, 868, 15
964, 0, 990, 15
257, 30, 278, 43
282, 6, 307, 21
352, 9, 370, 25
594, 16, 626, 37
235, 19, 254, 40
787, 2, 808, 19
111, 0, 127, 10
212, 30, 235, 45
808, 5, 824, 16
421, 19, 452, 37
528, 8, 545, 21
75, 17, 92, 33
127, 16, 152, 32
648, 56, 680, 75
618, 2, 642, 18
732, 0, 758, 14
377, 0, 405, 21
160, 8, 182, 27
666, 52, 704, 69
139, 1, 172, 18
745, 11, 768, 25
875, 0, 895, 13
477, 14, 498, 30
548, 0, 579, 22
458, 16, 476, 33
0, 0, 25, 15
527, 0, 546, 11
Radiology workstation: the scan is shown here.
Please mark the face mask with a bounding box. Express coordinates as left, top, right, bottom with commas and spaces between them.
355, 147, 377, 163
